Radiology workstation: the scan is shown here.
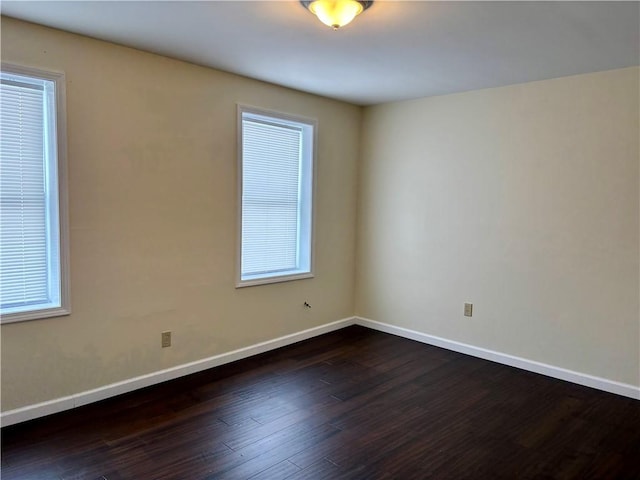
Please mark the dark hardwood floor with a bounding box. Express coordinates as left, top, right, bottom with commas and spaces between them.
2, 325, 639, 479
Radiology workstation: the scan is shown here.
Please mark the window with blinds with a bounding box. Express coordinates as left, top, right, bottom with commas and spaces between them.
0, 65, 69, 323
238, 107, 315, 287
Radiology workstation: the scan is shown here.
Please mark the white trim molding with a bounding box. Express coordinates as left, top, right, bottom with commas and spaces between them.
235, 104, 318, 289
0, 317, 356, 427
355, 317, 640, 400
0, 63, 71, 324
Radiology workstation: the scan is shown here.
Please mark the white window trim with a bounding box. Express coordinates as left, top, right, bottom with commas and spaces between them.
0, 63, 71, 324
236, 104, 317, 288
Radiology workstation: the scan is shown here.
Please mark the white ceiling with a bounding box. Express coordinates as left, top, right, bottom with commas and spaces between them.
2, 1, 639, 105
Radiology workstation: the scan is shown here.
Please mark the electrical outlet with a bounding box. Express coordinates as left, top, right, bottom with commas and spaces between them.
161, 331, 172, 348
464, 303, 473, 317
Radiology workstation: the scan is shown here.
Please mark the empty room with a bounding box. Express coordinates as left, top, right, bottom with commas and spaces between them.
0, 1, 638, 478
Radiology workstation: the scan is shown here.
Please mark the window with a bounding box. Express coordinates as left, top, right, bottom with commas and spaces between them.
237, 106, 315, 287
0, 64, 69, 323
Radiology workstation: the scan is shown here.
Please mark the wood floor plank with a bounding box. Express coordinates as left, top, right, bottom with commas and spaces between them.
2, 325, 638, 479
285, 459, 341, 480
247, 460, 300, 480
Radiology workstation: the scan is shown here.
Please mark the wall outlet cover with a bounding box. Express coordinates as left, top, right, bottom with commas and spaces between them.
161, 331, 172, 348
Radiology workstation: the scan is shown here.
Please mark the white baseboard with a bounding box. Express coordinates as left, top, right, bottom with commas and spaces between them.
355, 316, 640, 400
0, 317, 356, 427
3, 315, 637, 427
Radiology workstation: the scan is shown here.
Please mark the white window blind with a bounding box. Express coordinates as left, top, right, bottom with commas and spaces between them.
0, 66, 68, 322
238, 108, 315, 286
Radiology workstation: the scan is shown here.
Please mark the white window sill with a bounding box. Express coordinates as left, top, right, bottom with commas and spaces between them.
236, 271, 314, 288
1, 306, 71, 324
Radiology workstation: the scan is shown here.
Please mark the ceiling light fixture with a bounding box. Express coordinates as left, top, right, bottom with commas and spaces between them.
301, 0, 373, 30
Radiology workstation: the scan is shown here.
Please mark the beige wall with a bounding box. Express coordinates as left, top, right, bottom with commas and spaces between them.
0, 17, 361, 410
2, 17, 639, 413
356, 67, 640, 386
